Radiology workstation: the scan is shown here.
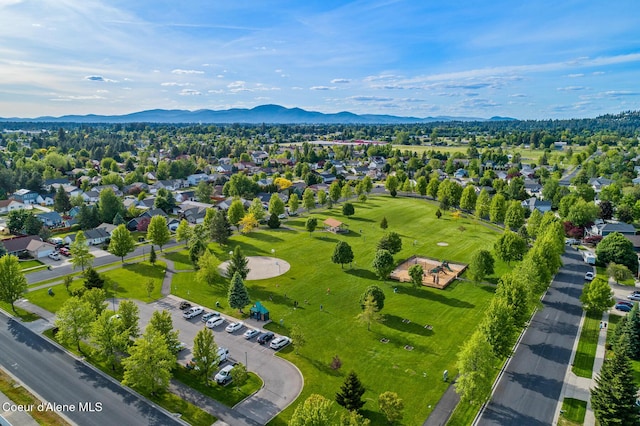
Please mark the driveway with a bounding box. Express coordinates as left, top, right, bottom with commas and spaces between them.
129, 296, 303, 425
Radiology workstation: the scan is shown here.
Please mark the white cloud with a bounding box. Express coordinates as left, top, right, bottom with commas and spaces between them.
310, 86, 334, 90
179, 89, 201, 96
567, 73, 584, 78
171, 69, 204, 75
557, 86, 587, 91
161, 82, 192, 87
349, 96, 393, 102
331, 78, 350, 84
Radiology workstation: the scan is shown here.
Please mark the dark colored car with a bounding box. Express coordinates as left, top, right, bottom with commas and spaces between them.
257, 331, 275, 344
179, 301, 192, 310
615, 303, 632, 312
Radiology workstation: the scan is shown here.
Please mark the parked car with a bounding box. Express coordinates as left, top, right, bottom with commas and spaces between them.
214, 365, 234, 385
173, 342, 187, 352
48, 252, 60, 260
225, 322, 244, 333
278, 213, 287, 219
58, 247, 71, 257
183, 306, 204, 319
565, 238, 579, 245
179, 301, 192, 310
201, 311, 220, 322
270, 336, 290, 350
257, 332, 275, 344
584, 271, 594, 281
206, 317, 225, 328
616, 302, 633, 312
244, 329, 260, 339
628, 294, 640, 301
217, 347, 229, 364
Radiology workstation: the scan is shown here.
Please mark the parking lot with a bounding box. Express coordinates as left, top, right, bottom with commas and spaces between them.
122, 295, 303, 425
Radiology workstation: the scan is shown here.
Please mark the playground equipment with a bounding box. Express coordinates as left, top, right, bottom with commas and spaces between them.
430, 260, 453, 275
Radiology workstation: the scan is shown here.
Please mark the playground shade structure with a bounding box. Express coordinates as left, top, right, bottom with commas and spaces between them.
390, 256, 468, 289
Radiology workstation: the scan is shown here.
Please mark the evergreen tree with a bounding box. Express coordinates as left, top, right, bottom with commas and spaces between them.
342, 202, 355, 217
336, 370, 366, 412
83, 267, 105, 289
211, 209, 233, 245
228, 272, 251, 313
380, 216, 388, 229
149, 245, 157, 265
226, 246, 250, 280
591, 338, 640, 426
53, 184, 71, 213
267, 212, 281, 229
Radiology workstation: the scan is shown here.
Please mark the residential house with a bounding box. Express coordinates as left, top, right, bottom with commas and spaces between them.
588, 177, 613, 193
82, 190, 100, 204
43, 178, 69, 191
36, 211, 64, 227
0, 199, 27, 214
521, 197, 552, 213
453, 169, 468, 179
84, 227, 111, 245
181, 206, 207, 224
10, 189, 39, 205
94, 185, 122, 197
186, 173, 209, 186
523, 179, 542, 196
36, 193, 55, 206
26, 239, 56, 259
589, 222, 636, 237
175, 190, 196, 203
51, 183, 83, 198
140, 208, 169, 220
1, 235, 44, 256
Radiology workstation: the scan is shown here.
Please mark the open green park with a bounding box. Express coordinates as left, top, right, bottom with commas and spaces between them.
26, 195, 509, 424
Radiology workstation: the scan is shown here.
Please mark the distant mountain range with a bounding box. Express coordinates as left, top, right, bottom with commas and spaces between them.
0, 104, 516, 124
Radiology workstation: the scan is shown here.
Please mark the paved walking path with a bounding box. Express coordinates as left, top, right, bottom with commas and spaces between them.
423, 376, 459, 426
554, 310, 609, 426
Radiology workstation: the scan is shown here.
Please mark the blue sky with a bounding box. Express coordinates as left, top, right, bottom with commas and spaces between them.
1, 0, 640, 120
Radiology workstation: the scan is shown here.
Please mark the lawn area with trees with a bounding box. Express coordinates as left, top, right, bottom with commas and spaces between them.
170, 196, 508, 425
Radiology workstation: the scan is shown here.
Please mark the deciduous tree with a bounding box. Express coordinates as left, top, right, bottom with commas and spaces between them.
305, 217, 318, 235
175, 219, 192, 247
607, 262, 633, 284
238, 212, 259, 234
117, 299, 140, 339
467, 249, 495, 283
146, 215, 170, 252
378, 391, 404, 424
196, 250, 220, 286
372, 249, 395, 281
455, 330, 496, 404
504, 200, 525, 230
460, 185, 477, 212
357, 294, 384, 331
489, 193, 507, 224
580, 278, 615, 314
377, 232, 402, 255
408, 264, 424, 288
494, 230, 527, 265
342, 202, 355, 217
331, 241, 354, 269
108, 224, 135, 263
192, 328, 219, 384
122, 327, 176, 396
0, 255, 27, 313
55, 297, 95, 353
480, 296, 516, 359
290, 394, 334, 426
91, 310, 128, 370
70, 231, 94, 272
269, 193, 285, 216
597, 232, 638, 274
148, 310, 180, 353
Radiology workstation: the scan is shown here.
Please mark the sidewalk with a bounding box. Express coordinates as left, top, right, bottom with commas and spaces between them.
0, 390, 39, 426
554, 311, 609, 425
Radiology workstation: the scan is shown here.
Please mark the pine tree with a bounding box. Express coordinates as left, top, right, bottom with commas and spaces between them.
228, 272, 251, 313
267, 212, 281, 229
591, 336, 640, 426
336, 370, 366, 412
380, 216, 388, 230
226, 246, 250, 280
149, 245, 157, 265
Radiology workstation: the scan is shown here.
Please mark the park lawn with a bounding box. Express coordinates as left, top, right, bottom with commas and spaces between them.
19, 259, 43, 270
173, 367, 263, 407
558, 398, 587, 426
27, 261, 167, 313
572, 311, 602, 378
0, 301, 40, 321
164, 250, 194, 271
172, 196, 506, 425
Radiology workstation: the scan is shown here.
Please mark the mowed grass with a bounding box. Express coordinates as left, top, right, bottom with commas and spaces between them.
27, 261, 166, 313
173, 366, 263, 407
558, 398, 587, 425
572, 311, 602, 378
164, 250, 194, 271
172, 196, 507, 425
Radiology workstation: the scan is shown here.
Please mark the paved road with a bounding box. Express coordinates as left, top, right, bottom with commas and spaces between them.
477, 248, 589, 425
26, 240, 180, 284
132, 296, 303, 425
0, 312, 185, 426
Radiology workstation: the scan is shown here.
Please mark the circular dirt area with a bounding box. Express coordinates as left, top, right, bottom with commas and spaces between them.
218, 256, 290, 280
437, 242, 449, 246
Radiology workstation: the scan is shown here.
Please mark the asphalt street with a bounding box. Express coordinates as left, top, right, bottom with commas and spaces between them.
0, 312, 185, 426
477, 248, 590, 425
132, 297, 303, 425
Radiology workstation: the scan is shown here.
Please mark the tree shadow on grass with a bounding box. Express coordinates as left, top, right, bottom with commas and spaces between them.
360, 409, 388, 425
348, 216, 375, 223
345, 268, 379, 281
306, 356, 345, 378
383, 314, 435, 337
402, 285, 475, 308
245, 232, 284, 244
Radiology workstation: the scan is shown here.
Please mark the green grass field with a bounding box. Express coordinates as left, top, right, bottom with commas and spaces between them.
172, 196, 506, 425
27, 261, 166, 313
164, 250, 194, 271
18, 259, 43, 270
572, 311, 602, 378
173, 367, 263, 407
559, 398, 587, 425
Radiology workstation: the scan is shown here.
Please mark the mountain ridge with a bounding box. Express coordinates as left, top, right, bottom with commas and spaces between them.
0, 104, 516, 124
